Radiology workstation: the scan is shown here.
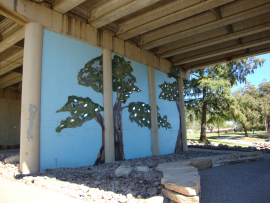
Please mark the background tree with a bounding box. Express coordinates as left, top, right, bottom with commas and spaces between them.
207, 113, 230, 137
258, 79, 270, 137
56, 55, 170, 165
232, 82, 261, 137
185, 57, 264, 141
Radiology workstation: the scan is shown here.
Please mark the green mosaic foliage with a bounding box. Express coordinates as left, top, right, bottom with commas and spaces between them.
77, 55, 141, 103
112, 55, 141, 104
158, 81, 179, 102
128, 102, 171, 129
128, 102, 151, 129
168, 66, 180, 78
157, 112, 171, 129
56, 96, 104, 132
77, 55, 103, 93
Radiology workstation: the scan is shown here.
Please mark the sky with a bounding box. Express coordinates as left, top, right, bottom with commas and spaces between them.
231, 53, 270, 92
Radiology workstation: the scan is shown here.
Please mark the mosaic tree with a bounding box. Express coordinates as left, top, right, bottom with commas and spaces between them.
158, 66, 183, 153
56, 55, 170, 165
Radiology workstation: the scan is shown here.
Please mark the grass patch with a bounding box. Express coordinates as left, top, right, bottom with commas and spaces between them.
187, 131, 268, 147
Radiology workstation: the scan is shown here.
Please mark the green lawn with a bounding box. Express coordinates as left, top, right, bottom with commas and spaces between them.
187, 131, 268, 147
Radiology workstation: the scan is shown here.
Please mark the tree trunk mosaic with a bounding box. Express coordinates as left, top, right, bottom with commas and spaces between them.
56, 55, 170, 165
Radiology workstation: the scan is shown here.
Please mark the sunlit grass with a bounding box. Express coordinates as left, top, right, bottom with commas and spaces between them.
187, 131, 268, 147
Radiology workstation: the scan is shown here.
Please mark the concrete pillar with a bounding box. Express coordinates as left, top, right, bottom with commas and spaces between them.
148, 66, 159, 155
20, 22, 43, 174
178, 78, 188, 151
103, 49, 115, 163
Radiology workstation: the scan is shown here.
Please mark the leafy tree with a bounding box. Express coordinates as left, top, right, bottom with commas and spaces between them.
258, 79, 270, 137
185, 57, 265, 141
232, 82, 261, 137
56, 55, 170, 165
207, 114, 230, 136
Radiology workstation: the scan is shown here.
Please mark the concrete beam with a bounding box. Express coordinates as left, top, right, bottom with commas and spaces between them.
20, 22, 43, 174
139, 2, 270, 49
102, 48, 115, 163
89, 0, 163, 28
148, 66, 159, 156
0, 27, 25, 53
117, 0, 234, 40
0, 3, 28, 26
53, 0, 86, 14
173, 36, 270, 65
0, 72, 22, 88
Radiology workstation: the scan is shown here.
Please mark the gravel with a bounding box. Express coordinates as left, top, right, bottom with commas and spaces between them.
0, 151, 225, 203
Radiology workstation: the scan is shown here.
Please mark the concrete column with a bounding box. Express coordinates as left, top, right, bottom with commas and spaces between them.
20, 22, 43, 174
103, 49, 115, 163
178, 78, 188, 151
148, 66, 159, 155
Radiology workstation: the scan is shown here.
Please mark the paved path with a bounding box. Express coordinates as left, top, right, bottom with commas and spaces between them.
199, 153, 270, 203
216, 135, 253, 146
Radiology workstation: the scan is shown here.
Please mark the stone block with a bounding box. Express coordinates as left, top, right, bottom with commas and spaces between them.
163, 176, 200, 196
115, 165, 133, 177
189, 159, 212, 171
162, 188, 199, 203
240, 151, 262, 157
156, 161, 191, 172
4, 154, 20, 164
162, 168, 198, 177
135, 166, 150, 173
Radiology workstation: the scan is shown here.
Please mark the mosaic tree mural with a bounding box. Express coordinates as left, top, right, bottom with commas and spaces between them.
56, 55, 171, 165
158, 66, 183, 153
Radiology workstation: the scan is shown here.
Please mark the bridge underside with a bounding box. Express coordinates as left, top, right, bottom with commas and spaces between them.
0, 0, 270, 91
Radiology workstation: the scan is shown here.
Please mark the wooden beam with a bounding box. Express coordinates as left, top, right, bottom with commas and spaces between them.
117, 0, 235, 40
139, 3, 270, 49
89, 0, 163, 28
0, 27, 25, 53
158, 21, 270, 58
173, 36, 270, 65
210, 7, 243, 46
0, 58, 23, 76
1, 24, 23, 41
0, 72, 22, 88
0, 0, 172, 73
53, 0, 86, 14
185, 44, 270, 71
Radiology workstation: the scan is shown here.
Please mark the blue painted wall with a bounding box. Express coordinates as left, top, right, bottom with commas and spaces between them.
40, 29, 180, 169
112, 54, 152, 160
155, 70, 179, 155
40, 29, 103, 169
